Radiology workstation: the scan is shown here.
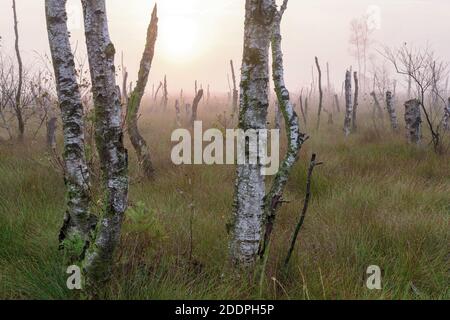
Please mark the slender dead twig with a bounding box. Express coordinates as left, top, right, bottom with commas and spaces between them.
284, 153, 323, 268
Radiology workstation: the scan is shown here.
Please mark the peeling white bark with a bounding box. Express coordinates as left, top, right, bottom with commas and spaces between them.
443, 97, 450, 132
45, 0, 93, 247
344, 70, 353, 136
404, 99, 422, 145
230, 0, 276, 266
386, 91, 399, 131
81, 0, 129, 287
259, 0, 307, 259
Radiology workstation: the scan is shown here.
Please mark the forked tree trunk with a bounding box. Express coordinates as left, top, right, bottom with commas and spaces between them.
442, 97, 450, 132
45, 0, 94, 249
352, 71, 359, 132
259, 0, 307, 261
163, 75, 168, 109
126, 4, 158, 179
191, 89, 204, 127
230, 0, 275, 266
315, 56, 323, 131
81, 0, 129, 287
404, 99, 422, 145
344, 70, 353, 136
386, 91, 399, 131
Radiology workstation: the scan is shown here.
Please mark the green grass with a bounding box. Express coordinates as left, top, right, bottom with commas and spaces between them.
0, 108, 448, 300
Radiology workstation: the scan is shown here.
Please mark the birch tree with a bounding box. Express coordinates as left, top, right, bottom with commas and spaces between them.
315, 56, 323, 130
126, 4, 158, 178
386, 91, 399, 131
404, 99, 422, 144
443, 97, 450, 132
45, 0, 94, 251
344, 70, 353, 136
229, 0, 276, 266
81, 0, 129, 286
258, 0, 307, 259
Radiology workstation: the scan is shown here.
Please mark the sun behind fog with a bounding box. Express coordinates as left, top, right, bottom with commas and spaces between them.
160, 16, 198, 62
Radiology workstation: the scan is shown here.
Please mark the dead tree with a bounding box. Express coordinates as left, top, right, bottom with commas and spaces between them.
299, 94, 307, 126
163, 74, 168, 109
370, 91, 383, 120
352, 71, 359, 131
45, 0, 94, 251
12, 0, 25, 141
230, 59, 239, 115
443, 97, 450, 132
386, 91, 399, 131
315, 56, 323, 131
230, 0, 275, 266
126, 4, 158, 178
191, 89, 204, 127
154, 81, 162, 101
284, 153, 322, 268
334, 94, 341, 113
81, 0, 129, 287
382, 45, 446, 151
258, 0, 307, 261
344, 70, 353, 136
174, 99, 181, 127
404, 99, 422, 145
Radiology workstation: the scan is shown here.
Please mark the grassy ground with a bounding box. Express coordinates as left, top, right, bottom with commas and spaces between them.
0, 104, 449, 300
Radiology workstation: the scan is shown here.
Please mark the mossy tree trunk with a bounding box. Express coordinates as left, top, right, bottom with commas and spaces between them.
81, 0, 129, 288
126, 4, 158, 179
230, 0, 276, 267
45, 0, 94, 252
258, 0, 307, 259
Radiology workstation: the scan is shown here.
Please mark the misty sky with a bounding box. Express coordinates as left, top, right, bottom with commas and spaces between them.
0, 0, 449, 96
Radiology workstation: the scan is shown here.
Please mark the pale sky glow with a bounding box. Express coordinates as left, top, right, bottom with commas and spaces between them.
0, 0, 449, 96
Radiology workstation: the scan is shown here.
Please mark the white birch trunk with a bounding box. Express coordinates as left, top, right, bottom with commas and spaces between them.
386, 91, 399, 131
230, 0, 276, 266
404, 99, 422, 145
259, 0, 307, 258
81, 0, 129, 287
343, 70, 353, 136
442, 97, 450, 132
45, 0, 94, 248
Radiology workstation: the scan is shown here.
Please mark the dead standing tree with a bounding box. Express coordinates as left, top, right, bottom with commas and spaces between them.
382, 45, 447, 152
230, 59, 239, 116
352, 71, 359, 131
45, 0, 94, 251
443, 97, 450, 132
385, 91, 399, 131
126, 4, 158, 178
344, 70, 353, 136
12, 0, 25, 141
258, 0, 307, 260
404, 99, 422, 145
190, 89, 204, 127
81, 0, 129, 287
315, 56, 323, 131
229, 0, 276, 266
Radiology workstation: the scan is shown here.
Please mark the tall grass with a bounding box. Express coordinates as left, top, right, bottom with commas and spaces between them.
0, 104, 448, 300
